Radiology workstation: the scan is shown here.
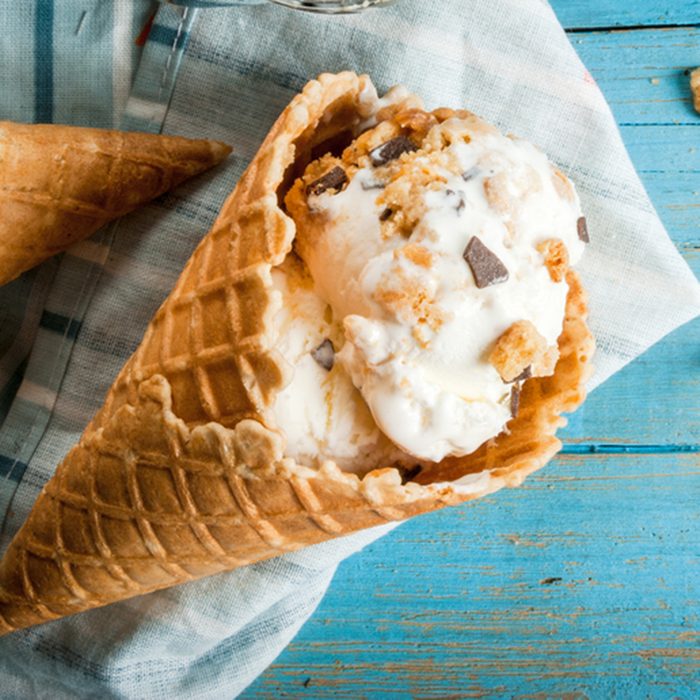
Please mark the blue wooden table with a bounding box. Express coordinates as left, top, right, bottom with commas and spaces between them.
243, 2, 700, 697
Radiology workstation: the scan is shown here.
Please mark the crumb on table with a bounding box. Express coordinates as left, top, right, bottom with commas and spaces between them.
691, 68, 700, 113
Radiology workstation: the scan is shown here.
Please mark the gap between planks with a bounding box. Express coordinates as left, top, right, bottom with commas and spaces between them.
561, 443, 700, 454
566, 22, 700, 34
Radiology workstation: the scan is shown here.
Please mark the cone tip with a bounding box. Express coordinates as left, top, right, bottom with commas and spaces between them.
209, 139, 233, 163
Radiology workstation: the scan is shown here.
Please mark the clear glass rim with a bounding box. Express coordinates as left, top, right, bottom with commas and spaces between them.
268, 0, 397, 14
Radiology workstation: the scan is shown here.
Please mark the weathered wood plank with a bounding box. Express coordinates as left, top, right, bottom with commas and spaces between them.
560, 318, 699, 447
551, 0, 700, 30
563, 28, 700, 447
243, 453, 700, 698
567, 26, 699, 252
572, 27, 700, 126
619, 126, 699, 252
558, 44, 700, 445
557, 29, 700, 448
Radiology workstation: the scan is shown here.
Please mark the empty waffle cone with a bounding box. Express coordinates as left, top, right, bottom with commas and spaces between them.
0, 72, 594, 635
0, 122, 232, 286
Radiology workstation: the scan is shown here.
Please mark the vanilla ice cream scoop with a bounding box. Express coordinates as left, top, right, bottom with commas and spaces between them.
269, 254, 409, 473
281, 106, 588, 464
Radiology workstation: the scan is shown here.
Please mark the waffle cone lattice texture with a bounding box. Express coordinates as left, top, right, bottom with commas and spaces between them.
0, 73, 594, 634
0, 121, 231, 285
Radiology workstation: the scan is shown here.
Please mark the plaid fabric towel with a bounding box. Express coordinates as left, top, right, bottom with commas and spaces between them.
1, 1, 699, 697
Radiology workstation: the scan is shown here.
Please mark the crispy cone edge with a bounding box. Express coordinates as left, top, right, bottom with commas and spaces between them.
0, 73, 594, 635
0, 121, 231, 285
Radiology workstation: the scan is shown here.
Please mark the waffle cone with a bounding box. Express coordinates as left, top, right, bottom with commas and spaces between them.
0, 122, 231, 285
0, 73, 594, 635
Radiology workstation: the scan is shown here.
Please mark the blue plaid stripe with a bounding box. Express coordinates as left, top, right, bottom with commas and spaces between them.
34, 0, 54, 122
0, 456, 28, 482
0, 263, 58, 425
0, 358, 28, 427
149, 22, 189, 47
122, 4, 197, 132
0, 1, 179, 543
38, 310, 83, 340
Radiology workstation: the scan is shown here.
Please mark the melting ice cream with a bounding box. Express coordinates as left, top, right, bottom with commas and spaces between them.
272, 103, 587, 467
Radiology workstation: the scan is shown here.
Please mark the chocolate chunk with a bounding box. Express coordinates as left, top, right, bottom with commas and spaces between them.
369, 136, 417, 167
307, 166, 348, 196
461, 166, 480, 182
577, 216, 590, 243
399, 464, 422, 484
446, 188, 465, 213
463, 236, 509, 289
510, 365, 532, 383
310, 339, 335, 371
510, 383, 521, 417
361, 178, 385, 191
379, 207, 393, 222
445, 189, 464, 214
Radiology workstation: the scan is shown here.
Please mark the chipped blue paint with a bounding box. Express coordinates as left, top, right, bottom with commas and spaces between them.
562, 444, 700, 454
554, 0, 700, 29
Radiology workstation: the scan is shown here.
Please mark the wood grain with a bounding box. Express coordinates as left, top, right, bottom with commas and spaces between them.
560, 323, 699, 447
555, 1, 700, 30
243, 2, 700, 697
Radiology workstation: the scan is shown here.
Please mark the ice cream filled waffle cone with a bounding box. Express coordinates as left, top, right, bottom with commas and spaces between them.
0, 72, 594, 635
0, 122, 231, 286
